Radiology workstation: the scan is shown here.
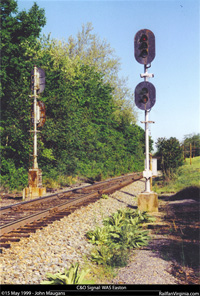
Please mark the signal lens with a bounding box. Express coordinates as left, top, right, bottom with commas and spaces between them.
141, 88, 148, 103
142, 95, 148, 104
140, 34, 148, 42
140, 49, 148, 58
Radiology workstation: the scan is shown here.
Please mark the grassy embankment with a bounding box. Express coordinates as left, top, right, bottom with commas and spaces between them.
152, 156, 200, 284
153, 156, 200, 194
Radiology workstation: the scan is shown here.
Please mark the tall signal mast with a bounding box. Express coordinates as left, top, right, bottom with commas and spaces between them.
23, 65, 46, 199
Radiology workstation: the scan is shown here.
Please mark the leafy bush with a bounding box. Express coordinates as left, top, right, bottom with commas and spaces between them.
86, 208, 154, 267
42, 165, 78, 188
155, 137, 184, 179
91, 244, 129, 267
41, 263, 94, 285
86, 227, 109, 246
0, 158, 28, 191
120, 225, 150, 249
103, 208, 155, 227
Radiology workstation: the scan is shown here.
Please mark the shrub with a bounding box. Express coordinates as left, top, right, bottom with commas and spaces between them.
86, 208, 154, 267
0, 158, 28, 191
41, 263, 94, 285
155, 137, 184, 179
86, 227, 109, 246
91, 244, 129, 267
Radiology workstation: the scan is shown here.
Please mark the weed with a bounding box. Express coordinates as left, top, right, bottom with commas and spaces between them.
101, 194, 109, 199
43, 177, 59, 189
41, 263, 94, 285
86, 226, 109, 245
91, 244, 129, 267
86, 208, 154, 268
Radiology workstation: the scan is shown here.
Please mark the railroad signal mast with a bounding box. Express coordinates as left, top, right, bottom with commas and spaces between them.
31, 66, 45, 169
134, 29, 158, 212
23, 65, 46, 199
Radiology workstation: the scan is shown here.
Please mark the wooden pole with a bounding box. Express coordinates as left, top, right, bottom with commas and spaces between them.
183, 145, 186, 162
190, 143, 192, 165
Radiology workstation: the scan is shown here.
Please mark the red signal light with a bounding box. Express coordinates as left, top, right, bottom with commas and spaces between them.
140, 34, 148, 42
142, 95, 148, 104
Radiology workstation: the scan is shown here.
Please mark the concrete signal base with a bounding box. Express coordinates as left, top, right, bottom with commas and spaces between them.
23, 186, 46, 200
138, 192, 158, 212
23, 168, 46, 200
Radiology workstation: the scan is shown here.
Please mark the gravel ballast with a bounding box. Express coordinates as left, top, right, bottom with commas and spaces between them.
0, 179, 178, 285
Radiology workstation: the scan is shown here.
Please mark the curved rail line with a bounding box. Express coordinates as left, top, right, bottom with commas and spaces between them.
0, 172, 142, 252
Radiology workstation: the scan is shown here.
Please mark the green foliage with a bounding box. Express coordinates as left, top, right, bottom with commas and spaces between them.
103, 211, 125, 227
1, 0, 46, 187
183, 133, 200, 157
41, 263, 94, 285
101, 194, 109, 199
86, 208, 154, 267
66, 22, 136, 125
103, 208, 155, 227
155, 137, 184, 179
91, 244, 129, 267
1, 1, 146, 191
86, 227, 109, 246
0, 157, 28, 190
153, 156, 200, 194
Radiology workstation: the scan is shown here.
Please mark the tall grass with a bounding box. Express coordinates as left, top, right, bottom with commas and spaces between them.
153, 156, 200, 193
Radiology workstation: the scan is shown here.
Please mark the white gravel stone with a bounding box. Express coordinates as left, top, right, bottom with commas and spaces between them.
0, 179, 178, 284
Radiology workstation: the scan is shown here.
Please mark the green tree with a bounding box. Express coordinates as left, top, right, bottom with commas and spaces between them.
39, 61, 142, 179
1, 0, 46, 189
155, 137, 184, 179
183, 133, 200, 158
36, 34, 144, 179
1, 2, 145, 190
45, 23, 137, 125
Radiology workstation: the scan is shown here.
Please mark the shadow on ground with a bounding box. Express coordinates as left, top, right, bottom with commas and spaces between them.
149, 186, 200, 284
159, 186, 200, 202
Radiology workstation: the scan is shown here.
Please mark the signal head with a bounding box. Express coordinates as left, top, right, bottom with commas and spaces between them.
134, 29, 155, 65
135, 81, 156, 110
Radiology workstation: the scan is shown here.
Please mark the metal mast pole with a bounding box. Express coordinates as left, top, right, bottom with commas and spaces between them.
33, 65, 38, 169
144, 65, 151, 192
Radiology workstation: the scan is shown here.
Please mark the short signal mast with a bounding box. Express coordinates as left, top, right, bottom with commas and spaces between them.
134, 29, 158, 212
23, 65, 46, 199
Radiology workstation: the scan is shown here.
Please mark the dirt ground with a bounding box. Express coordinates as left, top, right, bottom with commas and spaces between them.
151, 186, 200, 285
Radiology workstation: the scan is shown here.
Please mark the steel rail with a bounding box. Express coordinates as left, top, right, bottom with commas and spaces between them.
0, 172, 141, 213
0, 172, 142, 239
0, 192, 97, 236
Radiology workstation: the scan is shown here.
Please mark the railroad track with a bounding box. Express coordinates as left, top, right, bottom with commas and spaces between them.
0, 172, 142, 252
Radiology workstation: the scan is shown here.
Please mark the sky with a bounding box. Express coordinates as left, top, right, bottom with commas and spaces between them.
18, 0, 200, 150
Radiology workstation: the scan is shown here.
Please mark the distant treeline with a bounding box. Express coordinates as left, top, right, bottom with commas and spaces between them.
182, 134, 200, 158
1, 1, 150, 190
